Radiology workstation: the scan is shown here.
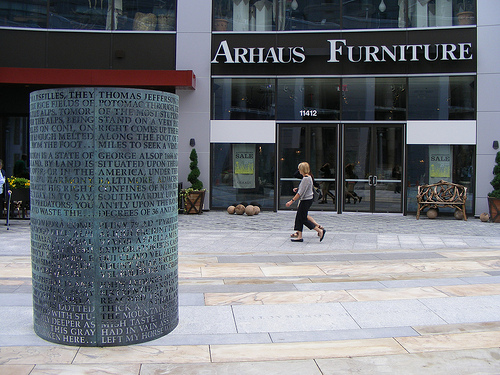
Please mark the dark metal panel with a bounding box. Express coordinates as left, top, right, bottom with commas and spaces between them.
0, 29, 46, 68
47, 32, 111, 69
111, 33, 176, 70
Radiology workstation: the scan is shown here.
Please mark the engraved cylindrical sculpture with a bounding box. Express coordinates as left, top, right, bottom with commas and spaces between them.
29, 87, 179, 346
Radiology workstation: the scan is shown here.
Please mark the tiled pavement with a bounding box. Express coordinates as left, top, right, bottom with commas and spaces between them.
1, 212, 500, 374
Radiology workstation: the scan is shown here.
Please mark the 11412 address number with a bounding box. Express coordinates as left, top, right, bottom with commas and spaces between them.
299, 109, 318, 117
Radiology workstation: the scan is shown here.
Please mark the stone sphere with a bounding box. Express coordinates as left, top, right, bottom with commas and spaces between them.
253, 206, 260, 215
235, 204, 245, 215
245, 205, 255, 216
480, 212, 490, 222
227, 205, 235, 214
426, 208, 438, 219
454, 209, 464, 220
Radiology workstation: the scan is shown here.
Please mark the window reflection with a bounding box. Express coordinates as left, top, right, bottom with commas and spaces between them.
342, 77, 406, 120
408, 0, 476, 28
277, 78, 340, 120
0, 0, 47, 28
212, 78, 275, 120
213, 0, 342, 31
408, 76, 475, 120
212, 0, 476, 31
0, 0, 176, 30
342, 0, 402, 29
211, 76, 476, 121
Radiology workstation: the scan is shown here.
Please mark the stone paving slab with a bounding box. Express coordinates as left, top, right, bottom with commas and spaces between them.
341, 299, 448, 328
269, 326, 419, 343
232, 303, 360, 333
420, 295, 500, 324
315, 348, 500, 375
1, 213, 500, 373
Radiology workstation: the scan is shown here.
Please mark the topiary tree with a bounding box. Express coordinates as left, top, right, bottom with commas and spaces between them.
188, 148, 204, 191
489, 151, 500, 199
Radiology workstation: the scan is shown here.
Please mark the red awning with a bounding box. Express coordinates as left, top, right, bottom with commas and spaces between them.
0, 67, 196, 90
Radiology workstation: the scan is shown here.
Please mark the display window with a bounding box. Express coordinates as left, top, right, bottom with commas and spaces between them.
211, 143, 276, 209
406, 144, 475, 213
0, 0, 176, 30
211, 0, 475, 32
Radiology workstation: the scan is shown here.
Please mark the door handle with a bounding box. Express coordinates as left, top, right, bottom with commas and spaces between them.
368, 175, 378, 186
373, 176, 377, 186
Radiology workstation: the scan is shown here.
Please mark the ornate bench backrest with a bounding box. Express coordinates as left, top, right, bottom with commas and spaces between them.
417, 180, 467, 203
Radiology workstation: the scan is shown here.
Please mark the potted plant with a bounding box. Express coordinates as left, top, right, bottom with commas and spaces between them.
488, 151, 500, 223
457, 0, 475, 25
181, 148, 206, 214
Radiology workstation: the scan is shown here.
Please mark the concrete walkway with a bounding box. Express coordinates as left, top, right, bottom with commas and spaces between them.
1, 212, 500, 374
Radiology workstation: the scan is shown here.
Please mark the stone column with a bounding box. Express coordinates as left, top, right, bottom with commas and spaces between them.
29, 87, 179, 346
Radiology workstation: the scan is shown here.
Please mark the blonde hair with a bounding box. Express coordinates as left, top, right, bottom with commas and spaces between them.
298, 162, 310, 175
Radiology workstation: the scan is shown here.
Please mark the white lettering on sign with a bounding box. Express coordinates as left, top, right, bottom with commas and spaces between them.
211, 39, 473, 64
212, 40, 306, 64
327, 39, 473, 63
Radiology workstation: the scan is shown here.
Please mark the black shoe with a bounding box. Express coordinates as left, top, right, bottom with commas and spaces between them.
320, 229, 326, 242
358, 197, 362, 203
291, 238, 303, 242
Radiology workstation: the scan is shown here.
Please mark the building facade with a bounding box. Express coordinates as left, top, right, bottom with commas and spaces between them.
1, 0, 499, 217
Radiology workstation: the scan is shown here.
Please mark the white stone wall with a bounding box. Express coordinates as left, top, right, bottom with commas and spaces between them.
476, 0, 500, 215
175, 1, 212, 201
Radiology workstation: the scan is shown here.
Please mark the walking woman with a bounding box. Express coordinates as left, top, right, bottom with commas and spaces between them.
286, 162, 326, 242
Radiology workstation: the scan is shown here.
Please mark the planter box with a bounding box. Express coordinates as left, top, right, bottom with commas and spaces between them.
184, 190, 205, 214
488, 197, 500, 223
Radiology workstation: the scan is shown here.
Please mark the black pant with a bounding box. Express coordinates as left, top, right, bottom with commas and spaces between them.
294, 199, 315, 232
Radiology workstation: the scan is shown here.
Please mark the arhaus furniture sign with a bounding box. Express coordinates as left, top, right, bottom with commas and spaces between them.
212, 40, 472, 64
211, 28, 476, 75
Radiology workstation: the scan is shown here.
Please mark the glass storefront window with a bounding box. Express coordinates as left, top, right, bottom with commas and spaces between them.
212, 0, 475, 31
277, 78, 340, 120
406, 144, 474, 213
213, 0, 341, 31
0, 1, 176, 30
342, 77, 406, 121
342, 0, 402, 29
408, 76, 475, 120
212, 78, 275, 120
211, 143, 275, 209
50, 0, 176, 30
213, 76, 475, 121
408, 0, 476, 28
0, 1, 47, 28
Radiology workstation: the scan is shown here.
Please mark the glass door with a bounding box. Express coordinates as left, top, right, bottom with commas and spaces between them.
278, 124, 338, 211
343, 125, 404, 213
